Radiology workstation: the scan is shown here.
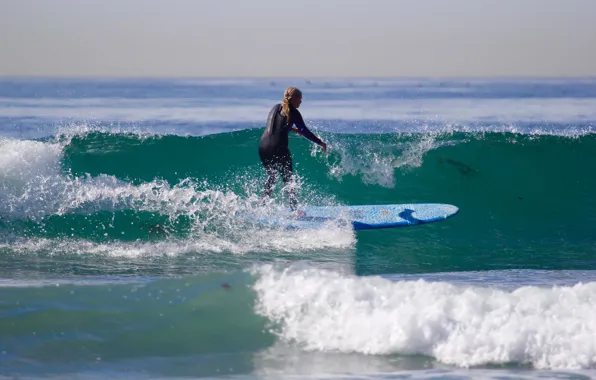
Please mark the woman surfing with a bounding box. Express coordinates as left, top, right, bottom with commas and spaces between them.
258, 87, 327, 210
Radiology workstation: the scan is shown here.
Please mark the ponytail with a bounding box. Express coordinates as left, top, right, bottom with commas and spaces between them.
281, 87, 302, 127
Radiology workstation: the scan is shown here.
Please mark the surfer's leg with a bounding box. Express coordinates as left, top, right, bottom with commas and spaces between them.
279, 151, 298, 210
263, 164, 277, 198
259, 149, 277, 199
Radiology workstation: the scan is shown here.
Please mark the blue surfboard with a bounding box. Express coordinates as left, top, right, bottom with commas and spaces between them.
238, 203, 458, 230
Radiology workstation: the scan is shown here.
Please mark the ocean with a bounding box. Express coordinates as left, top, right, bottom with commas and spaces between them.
0, 77, 595, 379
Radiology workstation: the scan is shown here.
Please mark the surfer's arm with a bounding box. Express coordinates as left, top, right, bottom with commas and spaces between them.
292, 110, 326, 150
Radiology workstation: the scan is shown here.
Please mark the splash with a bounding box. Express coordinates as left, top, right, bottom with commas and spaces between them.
0, 135, 355, 261
324, 131, 462, 188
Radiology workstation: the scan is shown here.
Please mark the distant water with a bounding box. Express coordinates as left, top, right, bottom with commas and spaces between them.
1, 77, 595, 379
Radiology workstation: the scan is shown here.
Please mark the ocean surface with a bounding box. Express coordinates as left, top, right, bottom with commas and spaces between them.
1, 77, 595, 379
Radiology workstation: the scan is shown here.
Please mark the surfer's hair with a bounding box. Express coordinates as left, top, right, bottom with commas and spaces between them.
282, 87, 302, 127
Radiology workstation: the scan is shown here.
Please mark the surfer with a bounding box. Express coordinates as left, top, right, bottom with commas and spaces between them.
259, 87, 327, 210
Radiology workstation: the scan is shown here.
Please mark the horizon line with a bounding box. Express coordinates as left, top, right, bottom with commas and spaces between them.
2, 74, 596, 81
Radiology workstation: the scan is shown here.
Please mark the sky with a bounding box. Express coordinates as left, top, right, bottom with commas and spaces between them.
1, 0, 595, 77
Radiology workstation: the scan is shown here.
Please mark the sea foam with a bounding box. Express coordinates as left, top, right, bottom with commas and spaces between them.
253, 265, 596, 369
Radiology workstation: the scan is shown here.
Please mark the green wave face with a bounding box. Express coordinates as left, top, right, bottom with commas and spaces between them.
1, 130, 595, 275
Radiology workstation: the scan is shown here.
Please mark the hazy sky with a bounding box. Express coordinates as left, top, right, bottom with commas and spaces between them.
1, 0, 595, 77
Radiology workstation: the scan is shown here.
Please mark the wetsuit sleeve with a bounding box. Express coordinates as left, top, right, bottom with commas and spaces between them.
292, 109, 323, 145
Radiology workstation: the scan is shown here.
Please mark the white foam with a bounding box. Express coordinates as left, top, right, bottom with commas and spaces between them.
0, 179, 355, 256
0, 138, 65, 216
0, 135, 240, 219
253, 266, 596, 370
0, 219, 355, 256
324, 132, 460, 188
0, 137, 62, 176
0, 137, 355, 256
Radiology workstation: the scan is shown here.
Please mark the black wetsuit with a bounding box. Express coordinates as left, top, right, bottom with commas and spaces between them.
258, 103, 323, 209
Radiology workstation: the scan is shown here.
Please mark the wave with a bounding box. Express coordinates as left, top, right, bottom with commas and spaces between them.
1, 266, 596, 370
3, 127, 595, 218
1, 128, 595, 274
254, 265, 596, 370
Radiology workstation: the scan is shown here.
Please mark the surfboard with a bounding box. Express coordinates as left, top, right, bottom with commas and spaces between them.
238, 203, 459, 230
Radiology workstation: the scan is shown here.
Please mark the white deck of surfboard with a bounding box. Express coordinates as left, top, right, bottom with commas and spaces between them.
239, 203, 459, 230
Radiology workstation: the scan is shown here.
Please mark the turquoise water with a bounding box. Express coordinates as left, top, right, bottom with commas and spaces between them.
1, 77, 595, 379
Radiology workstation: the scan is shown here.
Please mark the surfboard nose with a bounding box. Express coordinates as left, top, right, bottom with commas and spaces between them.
442, 204, 459, 217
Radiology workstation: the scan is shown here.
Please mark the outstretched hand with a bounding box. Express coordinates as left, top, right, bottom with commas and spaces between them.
320, 142, 327, 152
